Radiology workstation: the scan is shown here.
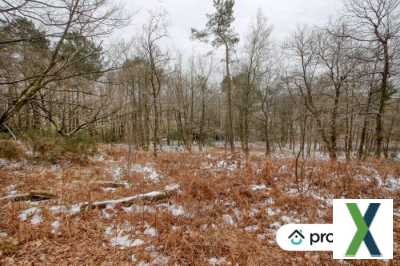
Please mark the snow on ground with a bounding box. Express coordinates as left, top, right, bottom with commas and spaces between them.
104, 221, 159, 248
104, 222, 145, 248
244, 225, 258, 233
131, 164, 163, 182
222, 214, 236, 226
0, 159, 9, 168
19, 207, 43, 225
209, 257, 228, 266
110, 164, 124, 181
123, 205, 156, 214
156, 203, 187, 217
111, 234, 144, 248
250, 184, 268, 192
144, 223, 158, 237
216, 160, 237, 171
50, 204, 82, 216
101, 204, 116, 219
385, 175, 400, 191
102, 187, 117, 193
51, 220, 61, 234
4, 184, 18, 196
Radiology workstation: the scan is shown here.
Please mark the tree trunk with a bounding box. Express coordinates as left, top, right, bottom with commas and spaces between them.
225, 43, 235, 153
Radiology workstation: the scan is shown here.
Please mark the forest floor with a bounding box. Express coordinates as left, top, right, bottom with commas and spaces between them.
0, 144, 399, 265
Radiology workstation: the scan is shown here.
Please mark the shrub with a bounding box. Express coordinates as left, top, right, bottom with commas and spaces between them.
28, 133, 98, 164
0, 140, 24, 160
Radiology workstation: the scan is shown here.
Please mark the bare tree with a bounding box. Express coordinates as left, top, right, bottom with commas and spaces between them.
240, 9, 273, 155
345, 0, 400, 157
192, 0, 239, 153
0, 0, 128, 132
140, 10, 169, 157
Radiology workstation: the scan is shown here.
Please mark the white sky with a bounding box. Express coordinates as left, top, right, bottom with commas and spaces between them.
114, 0, 344, 55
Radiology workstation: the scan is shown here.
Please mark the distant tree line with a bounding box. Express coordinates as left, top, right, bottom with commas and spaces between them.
1, 0, 399, 160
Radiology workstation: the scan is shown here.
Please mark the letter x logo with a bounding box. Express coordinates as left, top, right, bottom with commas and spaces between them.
346, 203, 381, 257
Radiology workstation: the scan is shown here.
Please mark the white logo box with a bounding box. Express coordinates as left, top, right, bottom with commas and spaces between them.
276, 199, 393, 260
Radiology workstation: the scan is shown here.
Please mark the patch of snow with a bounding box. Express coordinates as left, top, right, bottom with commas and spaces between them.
267, 207, 279, 216
278, 165, 288, 173
269, 222, 281, 230
92, 154, 105, 162
385, 176, 400, 191
250, 184, 268, 192
123, 205, 156, 214
257, 234, 267, 240
281, 215, 300, 224
287, 188, 299, 195
0, 159, 10, 167
69, 204, 82, 215
165, 183, 180, 191
249, 208, 260, 217
102, 187, 117, 193
216, 160, 237, 171
51, 220, 61, 234
101, 205, 115, 219
5, 184, 17, 196
209, 257, 228, 266
50, 204, 82, 216
144, 226, 158, 237
151, 254, 169, 265
19, 207, 41, 223
49, 205, 68, 214
111, 165, 124, 181
105, 221, 146, 248
157, 203, 186, 217
104, 225, 114, 236
265, 197, 274, 205
244, 225, 258, 233
222, 214, 235, 226
131, 164, 163, 182
31, 213, 43, 225
111, 234, 144, 248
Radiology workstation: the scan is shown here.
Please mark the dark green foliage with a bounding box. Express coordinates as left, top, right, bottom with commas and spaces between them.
59, 32, 103, 78
191, 0, 239, 48
27, 133, 97, 164
1, 18, 49, 50
0, 139, 23, 160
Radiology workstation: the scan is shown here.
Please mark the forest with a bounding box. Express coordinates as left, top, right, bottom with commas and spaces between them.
0, 0, 399, 265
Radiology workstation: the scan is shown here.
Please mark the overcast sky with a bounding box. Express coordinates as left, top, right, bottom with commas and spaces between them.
115, 0, 344, 58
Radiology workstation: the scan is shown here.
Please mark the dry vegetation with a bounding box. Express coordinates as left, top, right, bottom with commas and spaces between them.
0, 144, 398, 265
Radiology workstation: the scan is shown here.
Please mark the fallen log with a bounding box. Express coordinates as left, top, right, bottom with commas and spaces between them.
91, 181, 129, 188
88, 183, 180, 209
0, 191, 57, 202
49, 184, 180, 214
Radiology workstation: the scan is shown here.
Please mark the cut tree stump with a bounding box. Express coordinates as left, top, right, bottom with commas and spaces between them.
0, 191, 57, 202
